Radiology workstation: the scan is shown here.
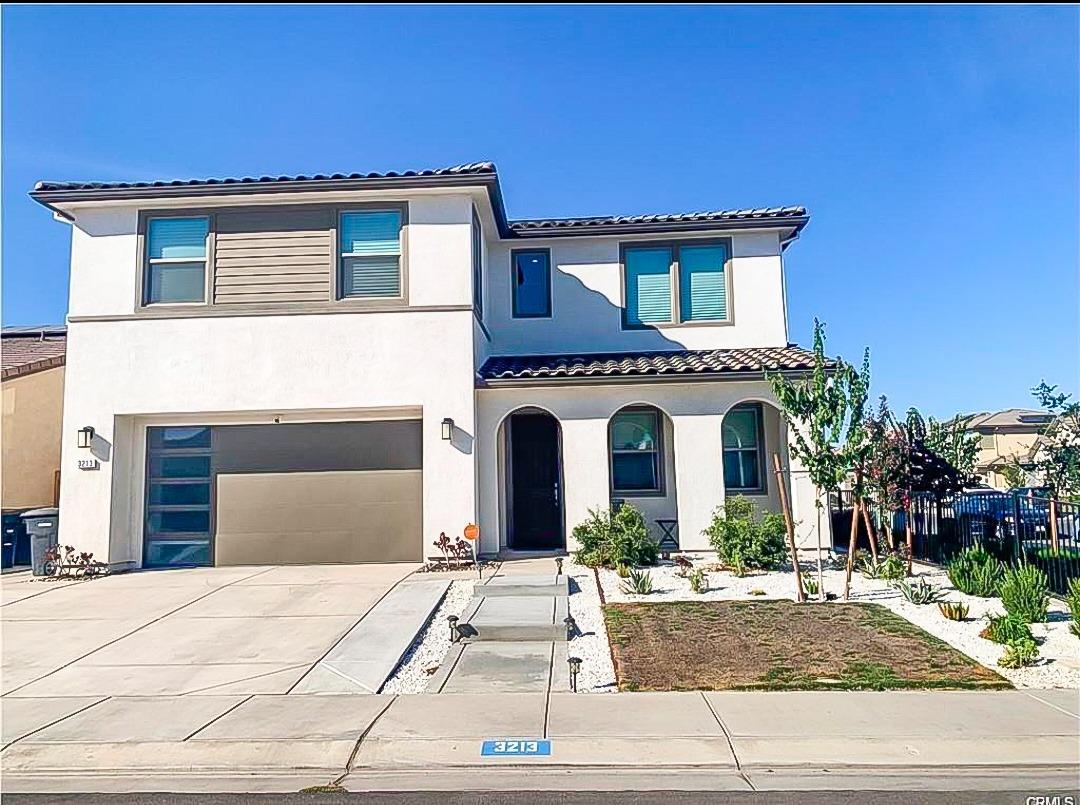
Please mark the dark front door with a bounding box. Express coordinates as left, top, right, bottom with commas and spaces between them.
509, 413, 563, 550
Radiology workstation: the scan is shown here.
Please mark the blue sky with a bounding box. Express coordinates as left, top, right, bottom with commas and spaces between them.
2, 5, 1076, 417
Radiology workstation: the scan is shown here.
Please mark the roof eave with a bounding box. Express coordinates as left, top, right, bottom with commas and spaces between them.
476, 367, 814, 388
508, 216, 808, 240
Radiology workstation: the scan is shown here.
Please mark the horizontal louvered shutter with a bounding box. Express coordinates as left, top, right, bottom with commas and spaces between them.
342, 256, 400, 297
679, 244, 728, 322
148, 218, 208, 259
625, 247, 672, 325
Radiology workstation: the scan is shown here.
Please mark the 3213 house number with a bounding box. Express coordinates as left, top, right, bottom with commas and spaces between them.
480, 739, 551, 756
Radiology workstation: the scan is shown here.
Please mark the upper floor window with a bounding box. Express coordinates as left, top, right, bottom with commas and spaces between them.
723, 404, 765, 494
145, 217, 209, 304
622, 240, 730, 328
610, 406, 663, 494
472, 207, 484, 318
511, 248, 552, 318
339, 209, 403, 299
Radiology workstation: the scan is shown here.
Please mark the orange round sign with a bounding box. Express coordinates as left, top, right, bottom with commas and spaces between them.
463, 523, 480, 541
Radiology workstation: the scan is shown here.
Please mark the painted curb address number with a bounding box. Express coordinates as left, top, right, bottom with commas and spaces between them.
481, 739, 551, 757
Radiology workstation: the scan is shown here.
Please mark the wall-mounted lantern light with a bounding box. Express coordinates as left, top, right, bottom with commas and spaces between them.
441, 418, 454, 440
77, 426, 95, 449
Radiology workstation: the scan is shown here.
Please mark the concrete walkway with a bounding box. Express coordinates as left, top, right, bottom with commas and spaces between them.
2, 689, 1076, 793
428, 559, 569, 693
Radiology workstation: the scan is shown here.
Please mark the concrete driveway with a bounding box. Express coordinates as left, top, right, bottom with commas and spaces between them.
1, 563, 418, 698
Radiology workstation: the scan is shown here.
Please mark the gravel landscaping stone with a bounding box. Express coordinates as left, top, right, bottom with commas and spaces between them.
380, 580, 474, 694
566, 566, 617, 693
582, 554, 1080, 691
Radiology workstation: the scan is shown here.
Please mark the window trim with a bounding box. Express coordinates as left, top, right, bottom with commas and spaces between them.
609, 405, 666, 497
510, 247, 552, 319
722, 402, 767, 495
137, 212, 213, 308
619, 237, 734, 329
333, 203, 409, 305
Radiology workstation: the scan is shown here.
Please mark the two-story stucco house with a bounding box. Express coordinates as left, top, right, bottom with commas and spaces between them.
31, 162, 826, 571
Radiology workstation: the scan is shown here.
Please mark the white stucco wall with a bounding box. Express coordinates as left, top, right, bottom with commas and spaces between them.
482, 230, 789, 356
59, 312, 478, 567
475, 380, 823, 557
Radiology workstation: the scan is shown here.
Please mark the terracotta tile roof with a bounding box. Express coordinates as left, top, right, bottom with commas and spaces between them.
508, 206, 807, 235
31, 162, 808, 241
32, 162, 497, 193
2, 326, 67, 380
479, 345, 822, 382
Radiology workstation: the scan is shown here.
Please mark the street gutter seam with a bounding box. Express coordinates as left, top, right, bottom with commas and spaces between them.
2, 565, 278, 696
182, 694, 253, 741
332, 694, 398, 785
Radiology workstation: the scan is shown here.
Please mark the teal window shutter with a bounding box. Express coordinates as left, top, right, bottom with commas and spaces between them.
679, 243, 728, 322
148, 218, 208, 260
340, 210, 403, 298
624, 247, 672, 325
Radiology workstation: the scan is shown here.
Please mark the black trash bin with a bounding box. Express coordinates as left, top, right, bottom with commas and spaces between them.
2, 510, 30, 569
22, 508, 59, 576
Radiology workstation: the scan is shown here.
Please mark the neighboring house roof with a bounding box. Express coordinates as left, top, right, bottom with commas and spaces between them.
962, 408, 1052, 432
30, 161, 809, 242
478, 345, 822, 384
1, 326, 67, 380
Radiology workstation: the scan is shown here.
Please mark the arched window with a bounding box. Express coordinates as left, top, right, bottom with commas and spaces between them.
610, 406, 663, 494
723, 403, 765, 494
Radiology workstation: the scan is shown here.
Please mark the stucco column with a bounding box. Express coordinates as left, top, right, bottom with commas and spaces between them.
672, 413, 725, 551
560, 416, 610, 552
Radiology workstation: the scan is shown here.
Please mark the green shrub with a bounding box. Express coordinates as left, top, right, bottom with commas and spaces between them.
859, 552, 906, 581
937, 601, 969, 621
1066, 577, 1080, 640
615, 562, 631, 579
946, 547, 1004, 597
688, 568, 708, 594
1031, 546, 1080, 561
704, 496, 788, 571
894, 578, 949, 605
1000, 563, 1050, 623
981, 612, 1034, 644
572, 505, 659, 568
802, 576, 820, 597
621, 568, 654, 595
998, 637, 1040, 668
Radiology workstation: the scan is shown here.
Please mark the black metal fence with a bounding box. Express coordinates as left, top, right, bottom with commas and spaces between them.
846, 491, 1080, 596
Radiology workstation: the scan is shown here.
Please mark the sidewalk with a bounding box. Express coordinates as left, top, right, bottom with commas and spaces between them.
2, 689, 1077, 793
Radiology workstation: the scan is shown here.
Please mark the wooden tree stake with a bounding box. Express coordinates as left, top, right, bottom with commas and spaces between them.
843, 495, 861, 600
861, 502, 879, 561
773, 452, 805, 603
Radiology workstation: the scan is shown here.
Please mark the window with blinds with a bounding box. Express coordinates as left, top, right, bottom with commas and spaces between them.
145, 217, 209, 304
622, 240, 730, 327
339, 209, 403, 299
723, 404, 764, 493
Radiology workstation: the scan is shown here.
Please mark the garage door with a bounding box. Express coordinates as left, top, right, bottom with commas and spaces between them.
144, 421, 422, 567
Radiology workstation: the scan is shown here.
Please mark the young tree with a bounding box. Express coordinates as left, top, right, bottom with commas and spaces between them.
1030, 382, 1080, 501
840, 350, 873, 600
769, 320, 868, 600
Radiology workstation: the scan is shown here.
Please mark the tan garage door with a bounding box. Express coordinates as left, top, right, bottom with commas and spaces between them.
214, 469, 422, 565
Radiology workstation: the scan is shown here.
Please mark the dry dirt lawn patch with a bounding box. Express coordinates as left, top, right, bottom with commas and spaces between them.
604, 600, 1011, 691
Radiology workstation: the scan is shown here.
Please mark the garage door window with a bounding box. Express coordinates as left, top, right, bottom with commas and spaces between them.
145, 426, 212, 567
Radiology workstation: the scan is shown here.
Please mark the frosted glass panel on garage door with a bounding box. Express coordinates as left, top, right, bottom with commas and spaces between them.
144, 426, 213, 567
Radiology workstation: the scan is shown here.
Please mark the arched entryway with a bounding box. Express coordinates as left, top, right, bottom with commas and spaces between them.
502, 408, 565, 551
